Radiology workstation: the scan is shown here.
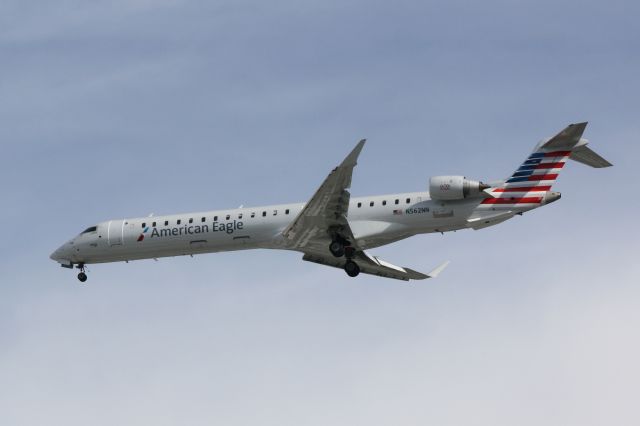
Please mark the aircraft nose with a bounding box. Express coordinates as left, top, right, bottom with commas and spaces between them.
50, 243, 71, 263
50, 247, 63, 261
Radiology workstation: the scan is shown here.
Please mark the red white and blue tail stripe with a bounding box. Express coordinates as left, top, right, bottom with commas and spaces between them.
504, 150, 570, 185
480, 149, 570, 207
476, 122, 610, 210
480, 122, 593, 207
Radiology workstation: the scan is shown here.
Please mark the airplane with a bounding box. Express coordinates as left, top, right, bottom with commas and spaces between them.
51, 122, 611, 283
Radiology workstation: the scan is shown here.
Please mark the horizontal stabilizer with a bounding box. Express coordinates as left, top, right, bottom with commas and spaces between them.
541, 122, 588, 150
570, 145, 613, 168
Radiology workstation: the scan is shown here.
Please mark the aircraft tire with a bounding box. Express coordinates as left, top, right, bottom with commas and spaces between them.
329, 241, 345, 257
344, 260, 360, 277
77, 272, 88, 282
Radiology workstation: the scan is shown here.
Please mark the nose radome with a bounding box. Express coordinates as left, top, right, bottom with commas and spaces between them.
50, 244, 71, 263
50, 247, 63, 262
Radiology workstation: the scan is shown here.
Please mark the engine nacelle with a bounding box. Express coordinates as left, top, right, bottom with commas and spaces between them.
429, 175, 489, 201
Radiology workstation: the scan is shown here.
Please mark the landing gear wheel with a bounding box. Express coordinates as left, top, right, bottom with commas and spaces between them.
76, 263, 88, 283
344, 260, 360, 278
329, 241, 345, 258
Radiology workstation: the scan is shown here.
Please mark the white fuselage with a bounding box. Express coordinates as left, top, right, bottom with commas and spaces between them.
49, 122, 609, 282
50, 190, 558, 266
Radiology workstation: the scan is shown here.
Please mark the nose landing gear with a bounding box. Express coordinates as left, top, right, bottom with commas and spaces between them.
76, 264, 88, 282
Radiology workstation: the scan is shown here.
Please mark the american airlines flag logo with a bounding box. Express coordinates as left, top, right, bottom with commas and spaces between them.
137, 227, 149, 242
393, 209, 403, 215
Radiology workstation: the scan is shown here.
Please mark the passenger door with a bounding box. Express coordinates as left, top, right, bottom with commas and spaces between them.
107, 220, 124, 246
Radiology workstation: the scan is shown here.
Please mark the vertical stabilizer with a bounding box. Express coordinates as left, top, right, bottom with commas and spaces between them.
502, 122, 590, 190
482, 122, 608, 209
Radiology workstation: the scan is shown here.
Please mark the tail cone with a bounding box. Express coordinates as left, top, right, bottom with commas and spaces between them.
544, 191, 561, 204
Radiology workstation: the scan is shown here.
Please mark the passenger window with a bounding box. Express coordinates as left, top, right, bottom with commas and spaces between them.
370, 201, 374, 207
273, 210, 277, 216
226, 214, 230, 220
262, 211, 267, 217
201, 217, 206, 223
395, 199, 399, 205
142, 223, 146, 228
238, 213, 243, 219
177, 219, 181, 225
152, 222, 157, 227
406, 198, 411, 204
189, 218, 193, 224
214, 216, 218, 221
164, 220, 169, 226
382, 200, 386, 206
251, 212, 255, 218
357, 202, 362, 208
285, 209, 290, 214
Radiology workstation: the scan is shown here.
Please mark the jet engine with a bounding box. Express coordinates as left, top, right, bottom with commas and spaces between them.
429, 176, 489, 200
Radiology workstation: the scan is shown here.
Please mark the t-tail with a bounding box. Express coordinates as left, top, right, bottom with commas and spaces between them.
485, 122, 612, 207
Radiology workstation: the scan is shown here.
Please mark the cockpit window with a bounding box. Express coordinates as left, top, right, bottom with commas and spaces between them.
81, 226, 97, 234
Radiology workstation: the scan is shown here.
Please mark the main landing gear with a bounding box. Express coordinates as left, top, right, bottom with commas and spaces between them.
344, 260, 360, 277
328, 240, 360, 278
76, 264, 88, 283
329, 241, 345, 257
329, 240, 355, 258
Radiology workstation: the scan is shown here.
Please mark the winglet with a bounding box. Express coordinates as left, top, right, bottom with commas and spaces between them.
426, 260, 450, 278
340, 139, 366, 168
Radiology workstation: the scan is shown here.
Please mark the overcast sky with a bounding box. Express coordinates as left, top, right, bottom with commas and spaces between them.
1, 1, 639, 425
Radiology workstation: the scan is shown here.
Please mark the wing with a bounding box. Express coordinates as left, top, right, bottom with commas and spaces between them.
284, 139, 449, 281
303, 251, 450, 281
282, 139, 366, 252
